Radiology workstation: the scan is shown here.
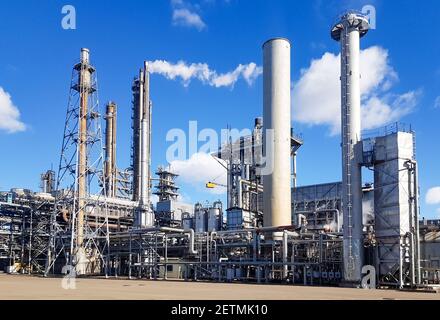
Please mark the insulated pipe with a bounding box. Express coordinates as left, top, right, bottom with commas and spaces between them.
112, 102, 117, 195
262, 38, 292, 239
414, 161, 421, 284
185, 229, 198, 255
144, 61, 152, 208
140, 121, 148, 205
111, 226, 198, 255
138, 68, 145, 203
283, 230, 297, 279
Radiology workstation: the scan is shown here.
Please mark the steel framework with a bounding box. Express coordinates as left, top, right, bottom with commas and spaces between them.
45, 49, 110, 276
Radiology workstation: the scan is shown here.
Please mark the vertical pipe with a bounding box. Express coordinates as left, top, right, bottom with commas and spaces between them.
413, 161, 421, 284
283, 231, 288, 279
77, 48, 90, 248
407, 161, 415, 286
138, 69, 144, 203
140, 119, 148, 206
292, 152, 297, 189
145, 62, 152, 208
105, 102, 116, 198
165, 235, 168, 280
262, 38, 292, 239
112, 103, 117, 197
140, 62, 151, 206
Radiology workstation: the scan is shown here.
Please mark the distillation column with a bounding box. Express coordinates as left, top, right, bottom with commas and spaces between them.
262, 38, 292, 239
134, 62, 154, 227
105, 101, 117, 198
331, 13, 370, 283
132, 78, 141, 201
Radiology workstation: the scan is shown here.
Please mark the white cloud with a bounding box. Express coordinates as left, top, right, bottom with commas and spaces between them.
0, 87, 26, 133
426, 187, 440, 205
170, 152, 227, 195
293, 46, 419, 135
172, 8, 206, 31
148, 60, 262, 88
151, 194, 159, 206
434, 96, 440, 109
171, 0, 206, 31
361, 91, 419, 130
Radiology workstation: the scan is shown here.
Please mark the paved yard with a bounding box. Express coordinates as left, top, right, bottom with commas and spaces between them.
0, 273, 438, 300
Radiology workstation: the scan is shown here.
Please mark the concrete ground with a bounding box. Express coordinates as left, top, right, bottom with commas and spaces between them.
0, 273, 439, 300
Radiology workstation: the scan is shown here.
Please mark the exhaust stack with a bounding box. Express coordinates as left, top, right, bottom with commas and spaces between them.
76, 48, 92, 248
262, 38, 292, 239
104, 101, 117, 198
331, 12, 370, 283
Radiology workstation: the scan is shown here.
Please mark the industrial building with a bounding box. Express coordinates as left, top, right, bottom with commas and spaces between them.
1, 11, 439, 290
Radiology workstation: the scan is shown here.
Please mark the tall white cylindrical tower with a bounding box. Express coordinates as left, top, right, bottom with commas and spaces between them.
332, 12, 370, 283
135, 62, 154, 228
262, 38, 292, 238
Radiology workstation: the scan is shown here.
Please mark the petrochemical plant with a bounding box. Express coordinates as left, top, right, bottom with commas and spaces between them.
1, 11, 439, 290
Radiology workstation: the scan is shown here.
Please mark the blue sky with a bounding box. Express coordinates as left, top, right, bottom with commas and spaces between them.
0, 0, 439, 218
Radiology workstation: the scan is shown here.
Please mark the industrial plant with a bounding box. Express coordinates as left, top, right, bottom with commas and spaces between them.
1, 11, 440, 292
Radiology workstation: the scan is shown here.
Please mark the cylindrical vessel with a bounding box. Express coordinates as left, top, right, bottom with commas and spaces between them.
195, 207, 206, 233
262, 38, 292, 238
208, 207, 220, 232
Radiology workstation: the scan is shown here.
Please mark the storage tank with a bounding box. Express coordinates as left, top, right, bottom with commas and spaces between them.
182, 212, 194, 230
207, 201, 223, 232
194, 203, 207, 233
207, 207, 220, 232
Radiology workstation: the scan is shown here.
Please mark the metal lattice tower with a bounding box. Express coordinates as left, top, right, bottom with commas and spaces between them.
45, 48, 109, 276
153, 166, 179, 202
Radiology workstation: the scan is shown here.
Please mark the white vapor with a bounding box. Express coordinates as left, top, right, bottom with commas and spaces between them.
434, 96, 440, 109
426, 187, 440, 205
170, 152, 227, 195
0, 87, 26, 133
148, 60, 262, 88
293, 46, 419, 135
171, 0, 206, 31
